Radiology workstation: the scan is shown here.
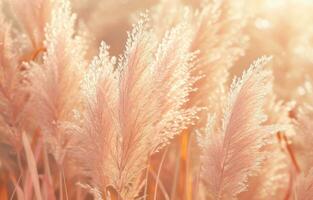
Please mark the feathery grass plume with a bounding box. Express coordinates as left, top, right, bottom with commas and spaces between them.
0, 1, 29, 152
238, 90, 297, 200
188, 0, 248, 116
245, 149, 291, 200
77, 41, 119, 199
150, 1, 248, 198
27, 0, 86, 165
9, 0, 51, 51
197, 56, 284, 200
152, 0, 248, 116
0, 2, 46, 199
76, 15, 201, 199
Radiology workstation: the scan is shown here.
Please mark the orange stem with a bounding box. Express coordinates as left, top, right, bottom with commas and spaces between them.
178, 130, 193, 200
277, 132, 300, 173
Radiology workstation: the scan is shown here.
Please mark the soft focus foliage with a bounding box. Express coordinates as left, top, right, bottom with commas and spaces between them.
0, 0, 313, 199
198, 57, 284, 200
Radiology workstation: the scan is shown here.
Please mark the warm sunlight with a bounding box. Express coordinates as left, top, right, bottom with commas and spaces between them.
0, 0, 313, 199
